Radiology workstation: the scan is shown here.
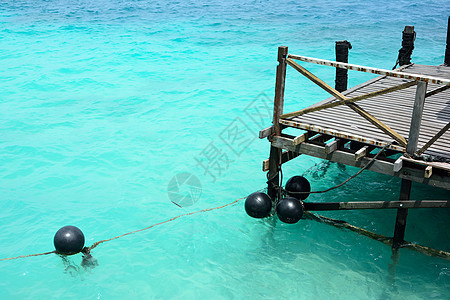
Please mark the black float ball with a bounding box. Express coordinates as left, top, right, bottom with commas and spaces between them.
276, 197, 304, 224
54, 225, 85, 255
285, 176, 311, 200
245, 192, 272, 218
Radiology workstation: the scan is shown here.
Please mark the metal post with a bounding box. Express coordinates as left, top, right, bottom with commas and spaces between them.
335, 40, 352, 92
392, 80, 427, 249
268, 46, 288, 201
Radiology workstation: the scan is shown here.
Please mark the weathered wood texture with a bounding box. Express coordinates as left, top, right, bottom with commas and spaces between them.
267, 46, 288, 200
281, 64, 450, 161
288, 55, 450, 85
304, 200, 450, 211
271, 136, 450, 190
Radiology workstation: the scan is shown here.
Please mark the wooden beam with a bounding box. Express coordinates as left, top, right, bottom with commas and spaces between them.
280, 118, 406, 152
286, 58, 348, 101
346, 103, 407, 147
303, 200, 450, 211
395, 60, 418, 249
325, 139, 340, 154
263, 150, 301, 172
415, 121, 450, 156
347, 80, 417, 102
271, 136, 450, 190
354, 146, 369, 161
393, 157, 403, 172
293, 132, 309, 145
401, 156, 450, 172
288, 54, 450, 86
284, 58, 407, 147
393, 179, 412, 249
425, 166, 433, 179
281, 80, 416, 119
425, 85, 450, 98
259, 126, 274, 139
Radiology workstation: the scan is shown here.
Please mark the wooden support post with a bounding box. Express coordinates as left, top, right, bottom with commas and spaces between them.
407, 81, 428, 153
325, 139, 340, 154
445, 16, 450, 66
335, 40, 352, 92
398, 26, 415, 66
273, 46, 288, 136
267, 46, 288, 201
393, 80, 427, 249
393, 179, 412, 248
267, 145, 281, 200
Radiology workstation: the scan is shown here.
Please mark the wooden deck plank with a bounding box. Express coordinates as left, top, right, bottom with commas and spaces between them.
281, 64, 450, 161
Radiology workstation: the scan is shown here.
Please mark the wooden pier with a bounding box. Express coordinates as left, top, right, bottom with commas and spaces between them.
261, 23, 450, 250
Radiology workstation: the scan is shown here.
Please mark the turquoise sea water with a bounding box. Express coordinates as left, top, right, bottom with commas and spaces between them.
1, 0, 449, 298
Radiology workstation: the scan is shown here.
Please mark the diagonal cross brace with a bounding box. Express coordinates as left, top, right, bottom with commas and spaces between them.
281, 80, 416, 118
283, 58, 408, 147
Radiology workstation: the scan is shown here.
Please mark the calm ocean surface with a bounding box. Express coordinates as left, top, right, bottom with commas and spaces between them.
1, 0, 449, 298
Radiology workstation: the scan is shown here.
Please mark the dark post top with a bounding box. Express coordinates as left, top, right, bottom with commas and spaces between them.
398, 26, 415, 66
445, 16, 450, 66
277, 46, 288, 63
335, 40, 352, 92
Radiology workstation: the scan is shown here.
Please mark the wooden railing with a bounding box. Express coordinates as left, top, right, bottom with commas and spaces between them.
273, 47, 450, 157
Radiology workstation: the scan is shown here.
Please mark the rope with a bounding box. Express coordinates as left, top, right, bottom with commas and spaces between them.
1, 193, 449, 261
0, 197, 245, 261
87, 197, 244, 251
0, 250, 56, 261
305, 212, 450, 260
283, 142, 392, 196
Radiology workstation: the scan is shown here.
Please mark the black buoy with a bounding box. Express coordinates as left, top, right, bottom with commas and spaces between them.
54, 226, 85, 255
245, 192, 272, 218
285, 176, 311, 200
276, 197, 304, 224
